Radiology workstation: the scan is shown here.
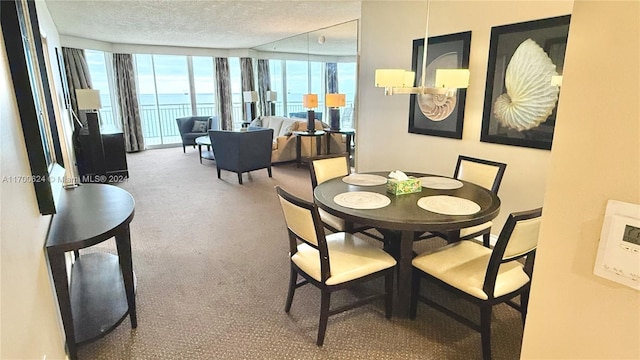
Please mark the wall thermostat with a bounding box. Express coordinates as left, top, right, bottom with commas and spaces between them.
594, 200, 640, 290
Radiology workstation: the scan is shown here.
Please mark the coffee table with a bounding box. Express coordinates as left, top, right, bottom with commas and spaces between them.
195, 136, 215, 164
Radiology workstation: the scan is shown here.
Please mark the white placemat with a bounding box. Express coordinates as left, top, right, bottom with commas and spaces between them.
418, 176, 464, 190
417, 195, 481, 215
342, 174, 388, 186
333, 191, 391, 210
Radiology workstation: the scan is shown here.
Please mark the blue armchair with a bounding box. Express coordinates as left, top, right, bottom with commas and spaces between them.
176, 116, 219, 153
208, 128, 274, 184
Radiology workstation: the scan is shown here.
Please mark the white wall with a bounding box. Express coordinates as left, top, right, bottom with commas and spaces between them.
521, 1, 640, 358
358, 1, 573, 231
1, 2, 70, 358
0, 32, 67, 360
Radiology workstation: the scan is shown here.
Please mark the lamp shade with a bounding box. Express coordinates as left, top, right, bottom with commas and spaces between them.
434, 69, 470, 89
75, 89, 101, 110
375, 69, 415, 87
243, 90, 259, 103
325, 93, 345, 108
266, 90, 277, 102
302, 94, 318, 108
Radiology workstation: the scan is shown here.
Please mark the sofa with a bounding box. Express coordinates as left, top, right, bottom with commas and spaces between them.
250, 116, 346, 163
176, 116, 219, 153
208, 128, 273, 184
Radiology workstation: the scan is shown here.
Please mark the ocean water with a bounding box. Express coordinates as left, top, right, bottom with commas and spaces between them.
102, 92, 355, 107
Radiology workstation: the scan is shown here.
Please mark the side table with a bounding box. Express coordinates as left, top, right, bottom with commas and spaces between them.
195, 135, 215, 164
45, 184, 137, 360
324, 129, 354, 161
293, 130, 325, 168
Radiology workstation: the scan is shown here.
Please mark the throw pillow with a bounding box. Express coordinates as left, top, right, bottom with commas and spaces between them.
191, 120, 208, 133
250, 117, 262, 127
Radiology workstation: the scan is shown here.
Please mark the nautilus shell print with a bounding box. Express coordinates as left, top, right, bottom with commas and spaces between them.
420, 52, 458, 121
418, 93, 457, 121
493, 38, 560, 131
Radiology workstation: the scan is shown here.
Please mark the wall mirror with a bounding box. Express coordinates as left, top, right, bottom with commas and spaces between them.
2, 0, 63, 215
251, 20, 358, 129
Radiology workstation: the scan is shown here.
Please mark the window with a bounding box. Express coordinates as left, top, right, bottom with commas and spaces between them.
84, 50, 118, 129
285, 60, 308, 118
192, 56, 216, 123
337, 62, 356, 128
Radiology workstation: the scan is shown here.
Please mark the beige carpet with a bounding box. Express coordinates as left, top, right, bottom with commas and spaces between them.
77, 147, 523, 360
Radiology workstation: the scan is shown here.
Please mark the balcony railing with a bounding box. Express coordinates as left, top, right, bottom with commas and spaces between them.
99, 101, 354, 147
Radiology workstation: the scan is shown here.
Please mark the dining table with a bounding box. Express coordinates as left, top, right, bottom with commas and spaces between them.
313, 171, 501, 317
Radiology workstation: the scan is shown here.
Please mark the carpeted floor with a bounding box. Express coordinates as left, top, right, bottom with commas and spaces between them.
77, 147, 523, 360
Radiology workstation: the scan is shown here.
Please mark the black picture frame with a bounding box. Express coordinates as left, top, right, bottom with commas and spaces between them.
1, 0, 60, 215
408, 31, 471, 139
480, 15, 571, 150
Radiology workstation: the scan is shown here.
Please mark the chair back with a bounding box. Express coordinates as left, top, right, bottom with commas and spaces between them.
275, 186, 330, 277
209, 128, 273, 172
483, 208, 542, 297
309, 154, 350, 188
454, 155, 507, 194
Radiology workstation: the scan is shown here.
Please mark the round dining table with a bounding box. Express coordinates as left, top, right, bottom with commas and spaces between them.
313, 172, 501, 317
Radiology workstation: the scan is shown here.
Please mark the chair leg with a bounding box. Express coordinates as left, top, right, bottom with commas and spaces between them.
384, 271, 394, 319
480, 305, 492, 360
267, 166, 272, 178
317, 290, 331, 346
285, 266, 297, 313
521, 288, 531, 324
216, 168, 221, 179
410, 268, 420, 319
182, 145, 186, 153
237, 173, 243, 184
483, 233, 491, 248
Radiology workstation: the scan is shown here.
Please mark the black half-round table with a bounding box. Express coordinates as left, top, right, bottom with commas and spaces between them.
45, 184, 137, 360
313, 172, 501, 317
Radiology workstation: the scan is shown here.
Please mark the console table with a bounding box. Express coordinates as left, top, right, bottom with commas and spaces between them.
45, 184, 137, 360
293, 130, 325, 168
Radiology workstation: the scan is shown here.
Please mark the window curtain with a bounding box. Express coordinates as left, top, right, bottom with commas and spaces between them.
215, 58, 233, 130
326, 62, 338, 94
257, 59, 270, 116
62, 47, 92, 130
113, 53, 145, 152
240, 57, 256, 120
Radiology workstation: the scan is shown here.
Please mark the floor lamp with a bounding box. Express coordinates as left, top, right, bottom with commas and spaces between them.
75, 89, 105, 179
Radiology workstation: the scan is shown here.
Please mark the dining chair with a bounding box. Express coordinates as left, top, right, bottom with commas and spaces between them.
417, 155, 507, 247
309, 155, 383, 241
410, 208, 542, 360
275, 186, 396, 346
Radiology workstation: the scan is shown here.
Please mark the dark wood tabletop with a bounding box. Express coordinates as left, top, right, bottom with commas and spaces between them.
313, 171, 501, 317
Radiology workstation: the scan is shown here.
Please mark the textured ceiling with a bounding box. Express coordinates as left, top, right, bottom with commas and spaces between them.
44, 0, 361, 53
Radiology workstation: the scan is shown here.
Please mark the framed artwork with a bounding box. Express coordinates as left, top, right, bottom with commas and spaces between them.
481, 15, 571, 150
408, 31, 471, 139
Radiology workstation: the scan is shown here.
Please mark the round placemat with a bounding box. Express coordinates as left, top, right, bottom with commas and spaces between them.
342, 174, 388, 186
417, 195, 481, 215
333, 191, 391, 209
418, 176, 464, 190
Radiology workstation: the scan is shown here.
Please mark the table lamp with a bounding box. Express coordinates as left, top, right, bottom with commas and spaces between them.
325, 93, 345, 130
303, 94, 318, 132
266, 90, 277, 116
243, 90, 258, 126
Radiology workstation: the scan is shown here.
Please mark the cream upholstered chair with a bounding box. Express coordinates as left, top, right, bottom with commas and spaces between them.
309, 155, 383, 241
410, 208, 542, 360
309, 155, 351, 233
275, 186, 396, 346
417, 155, 507, 247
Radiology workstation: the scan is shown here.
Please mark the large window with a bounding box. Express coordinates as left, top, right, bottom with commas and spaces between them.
192, 56, 216, 125
84, 50, 118, 129
337, 62, 356, 128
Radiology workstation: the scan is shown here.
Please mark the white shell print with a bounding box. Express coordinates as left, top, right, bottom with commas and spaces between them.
418, 93, 457, 121
493, 38, 559, 131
